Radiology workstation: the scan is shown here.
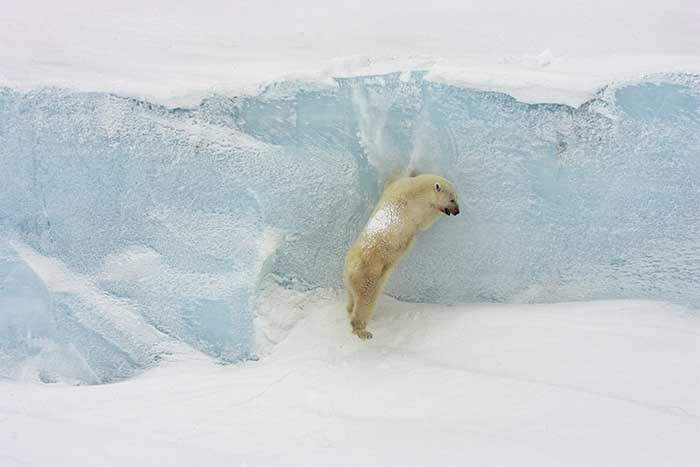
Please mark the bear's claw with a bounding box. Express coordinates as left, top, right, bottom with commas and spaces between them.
353, 329, 373, 340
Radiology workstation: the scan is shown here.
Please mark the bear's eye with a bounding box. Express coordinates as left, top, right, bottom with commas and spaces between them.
450, 199, 455, 203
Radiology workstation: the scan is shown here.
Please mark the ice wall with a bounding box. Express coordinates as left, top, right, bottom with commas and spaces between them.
1, 72, 699, 383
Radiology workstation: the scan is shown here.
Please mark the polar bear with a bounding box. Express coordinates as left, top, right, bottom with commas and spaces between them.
343, 174, 460, 339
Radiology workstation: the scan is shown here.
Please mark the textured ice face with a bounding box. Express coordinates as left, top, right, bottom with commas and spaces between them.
1, 72, 699, 383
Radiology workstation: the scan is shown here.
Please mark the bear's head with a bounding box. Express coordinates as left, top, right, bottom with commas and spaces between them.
430, 176, 460, 216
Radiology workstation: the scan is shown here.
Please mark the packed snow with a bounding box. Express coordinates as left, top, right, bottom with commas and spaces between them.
1, 0, 699, 106
1, 289, 699, 466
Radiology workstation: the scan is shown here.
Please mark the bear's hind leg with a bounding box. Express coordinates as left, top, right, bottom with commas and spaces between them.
346, 288, 355, 315
351, 319, 373, 340
350, 287, 381, 340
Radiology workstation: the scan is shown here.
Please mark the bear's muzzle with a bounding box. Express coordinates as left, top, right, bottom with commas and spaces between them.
444, 205, 460, 216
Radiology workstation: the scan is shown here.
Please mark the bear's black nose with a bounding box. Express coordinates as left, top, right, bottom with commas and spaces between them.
454, 207, 460, 215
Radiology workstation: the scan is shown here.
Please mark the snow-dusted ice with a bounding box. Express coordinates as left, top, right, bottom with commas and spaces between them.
1, 0, 699, 465
2, 74, 699, 384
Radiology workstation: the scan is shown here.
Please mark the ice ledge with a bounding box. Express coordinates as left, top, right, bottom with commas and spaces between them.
2, 53, 699, 109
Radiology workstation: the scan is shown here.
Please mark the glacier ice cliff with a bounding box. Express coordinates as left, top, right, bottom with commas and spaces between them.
1, 72, 699, 383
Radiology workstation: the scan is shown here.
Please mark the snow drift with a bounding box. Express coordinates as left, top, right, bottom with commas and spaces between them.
2, 291, 699, 466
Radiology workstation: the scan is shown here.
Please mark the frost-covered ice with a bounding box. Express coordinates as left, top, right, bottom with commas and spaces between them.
2, 73, 699, 383
1, 291, 699, 466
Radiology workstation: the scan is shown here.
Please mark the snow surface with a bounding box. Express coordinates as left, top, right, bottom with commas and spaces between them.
2, 0, 700, 106
1, 289, 699, 466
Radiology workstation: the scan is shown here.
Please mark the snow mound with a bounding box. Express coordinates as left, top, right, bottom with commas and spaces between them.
2, 0, 700, 106
1, 292, 698, 466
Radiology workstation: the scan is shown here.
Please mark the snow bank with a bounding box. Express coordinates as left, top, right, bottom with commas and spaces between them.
2, 1, 699, 106
1, 292, 698, 466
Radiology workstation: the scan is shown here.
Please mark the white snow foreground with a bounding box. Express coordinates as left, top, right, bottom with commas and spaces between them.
1, 290, 699, 467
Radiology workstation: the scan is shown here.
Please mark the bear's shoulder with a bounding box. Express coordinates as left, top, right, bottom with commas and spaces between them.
384, 174, 446, 197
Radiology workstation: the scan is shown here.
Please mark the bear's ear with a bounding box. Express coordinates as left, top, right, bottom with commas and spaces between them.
434, 183, 441, 192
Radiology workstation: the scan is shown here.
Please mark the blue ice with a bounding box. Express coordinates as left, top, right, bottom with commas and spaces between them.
1, 72, 698, 383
